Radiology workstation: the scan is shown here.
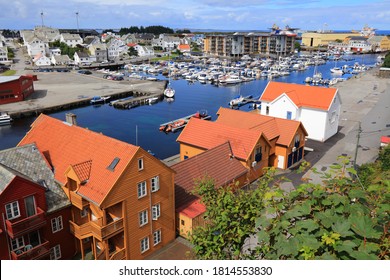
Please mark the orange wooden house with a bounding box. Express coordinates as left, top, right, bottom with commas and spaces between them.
18, 114, 176, 260
177, 115, 271, 182
216, 107, 308, 170
171, 142, 248, 238
177, 108, 308, 182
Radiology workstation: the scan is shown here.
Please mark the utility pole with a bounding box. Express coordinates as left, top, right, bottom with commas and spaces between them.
76, 12, 79, 33
40, 11, 44, 27
353, 121, 362, 171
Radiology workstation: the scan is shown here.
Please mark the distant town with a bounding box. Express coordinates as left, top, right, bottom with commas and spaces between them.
0, 22, 389, 262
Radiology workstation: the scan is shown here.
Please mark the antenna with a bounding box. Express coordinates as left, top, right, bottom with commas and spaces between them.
40, 11, 45, 27
75, 11, 79, 32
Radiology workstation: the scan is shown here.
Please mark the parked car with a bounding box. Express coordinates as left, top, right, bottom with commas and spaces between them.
78, 70, 92, 75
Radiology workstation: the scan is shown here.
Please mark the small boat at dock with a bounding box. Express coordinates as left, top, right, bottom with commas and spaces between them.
159, 111, 211, 133
90, 96, 110, 105
0, 112, 13, 125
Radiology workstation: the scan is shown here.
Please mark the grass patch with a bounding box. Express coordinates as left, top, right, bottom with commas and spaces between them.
1, 70, 17, 76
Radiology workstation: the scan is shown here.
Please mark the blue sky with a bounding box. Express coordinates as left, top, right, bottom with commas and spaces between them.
1, 0, 389, 31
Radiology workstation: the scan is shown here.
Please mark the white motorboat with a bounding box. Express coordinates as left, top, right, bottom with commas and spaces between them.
330, 67, 343, 75
0, 112, 12, 125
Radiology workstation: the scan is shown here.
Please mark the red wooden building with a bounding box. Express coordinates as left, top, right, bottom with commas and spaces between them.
0, 75, 35, 105
0, 144, 75, 260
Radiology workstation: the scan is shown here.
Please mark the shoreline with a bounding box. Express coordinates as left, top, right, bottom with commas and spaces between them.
0, 72, 167, 119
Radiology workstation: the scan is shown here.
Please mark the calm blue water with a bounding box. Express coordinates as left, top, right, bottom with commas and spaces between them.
0, 54, 380, 159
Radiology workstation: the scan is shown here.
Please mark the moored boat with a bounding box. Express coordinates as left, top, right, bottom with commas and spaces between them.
0, 112, 13, 125
90, 96, 110, 105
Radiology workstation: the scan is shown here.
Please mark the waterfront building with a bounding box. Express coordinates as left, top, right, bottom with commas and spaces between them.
152, 34, 180, 51
177, 108, 307, 179
171, 142, 248, 238
368, 36, 390, 52
59, 33, 83, 48
215, 108, 308, 170
0, 143, 75, 260
0, 75, 34, 105
88, 43, 108, 63
74, 51, 92, 65
0, 47, 8, 63
107, 38, 128, 60
203, 25, 296, 57
259, 81, 341, 142
18, 114, 176, 260
33, 53, 51, 67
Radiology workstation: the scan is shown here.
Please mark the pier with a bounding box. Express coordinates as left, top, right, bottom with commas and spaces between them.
0, 72, 167, 119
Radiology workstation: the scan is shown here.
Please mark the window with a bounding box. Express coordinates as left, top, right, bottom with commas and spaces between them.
181, 220, 185, 226
137, 181, 147, 198
151, 176, 160, 192
5, 201, 20, 220
140, 237, 149, 253
25, 196, 36, 217
152, 204, 161, 220
286, 111, 292, 120
81, 207, 88, 218
294, 134, 300, 148
11, 237, 24, 251
138, 158, 144, 170
50, 245, 61, 260
139, 210, 148, 226
51, 216, 63, 233
153, 230, 162, 246
330, 111, 336, 123
266, 106, 270, 115
255, 146, 262, 162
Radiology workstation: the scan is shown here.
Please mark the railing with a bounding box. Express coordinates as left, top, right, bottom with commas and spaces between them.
69, 191, 89, 209
69, 220, 92, 239
10, 240, 50, 260
96, 250, 106, 260
70, 217, 123, 241
6, 207, 46, 238
110, 248, 126, 260
90, 217, 124, 240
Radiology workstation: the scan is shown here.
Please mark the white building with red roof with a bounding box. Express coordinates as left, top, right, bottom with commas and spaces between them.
259, 81, 341, 142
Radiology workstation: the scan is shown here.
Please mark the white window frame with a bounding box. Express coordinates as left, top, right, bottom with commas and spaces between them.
140, 236, 149, 253
50, 245, 61, 260
137, 181, 147, 198
152, 204, 161, 220
153, 230, 162, 246
51, 216, 63, 233
5, 201, 20, 220
138, 158, 144, 171
11, 237, 24, 251
139, 210, 148, 227
151, 176, 160, 192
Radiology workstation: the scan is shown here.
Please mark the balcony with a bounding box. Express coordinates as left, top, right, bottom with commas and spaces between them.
6, 207, 46, 239
70, 191, 89, 209
11, 240, 50, 260
69, 217, 124, 241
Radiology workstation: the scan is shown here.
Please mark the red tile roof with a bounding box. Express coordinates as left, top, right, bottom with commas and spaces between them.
260, 81, 338, 111
176, 117, 267, 160
176, 198, 206, 219
18, 114, 139, 205
178, 44, 190, 50
172, 142, 248, 212
216, 107, 307, 146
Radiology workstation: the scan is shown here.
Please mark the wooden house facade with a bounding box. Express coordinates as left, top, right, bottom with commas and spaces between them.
18, 114, 176, 260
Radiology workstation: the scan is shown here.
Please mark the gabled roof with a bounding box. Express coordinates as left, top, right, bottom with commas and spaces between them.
260, 81, 338, 111
0, 143, 70, 212
178, 44, 190, 50
216, 107, 307, 146
177, 117, 266, 161
18, 114, 140, 206
172, 142, 248, 212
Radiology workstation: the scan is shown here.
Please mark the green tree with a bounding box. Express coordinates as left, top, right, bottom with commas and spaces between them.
294, 42, 301, 52
190, 175, 269, 260
382, 52, 390, 68
128, 47, 138, 57
257, 156, 389, 260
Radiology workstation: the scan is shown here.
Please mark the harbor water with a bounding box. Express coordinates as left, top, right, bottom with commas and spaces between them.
0, 54, 380, 159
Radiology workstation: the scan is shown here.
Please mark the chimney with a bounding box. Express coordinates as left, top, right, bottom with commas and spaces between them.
65, 113, 77, 125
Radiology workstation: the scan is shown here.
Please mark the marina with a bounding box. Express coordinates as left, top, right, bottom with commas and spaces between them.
0, 54, 382, 160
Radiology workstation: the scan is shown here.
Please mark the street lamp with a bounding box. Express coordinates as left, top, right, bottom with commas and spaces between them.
342, 119, 362, 170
